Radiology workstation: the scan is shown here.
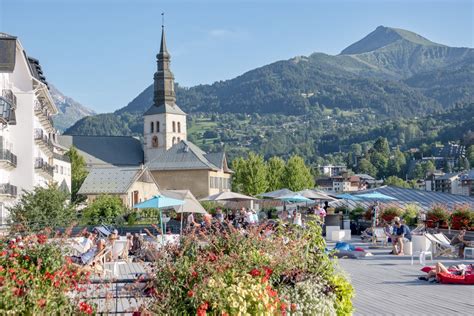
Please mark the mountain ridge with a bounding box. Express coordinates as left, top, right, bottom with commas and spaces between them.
64, 26, 473, 139
50, 85, 95, 131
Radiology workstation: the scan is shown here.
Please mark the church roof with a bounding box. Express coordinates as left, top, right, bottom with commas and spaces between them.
144, 102, 186, 116
147, 140, 228, 171
78, 167, 155, 194
58, 135, 144, 167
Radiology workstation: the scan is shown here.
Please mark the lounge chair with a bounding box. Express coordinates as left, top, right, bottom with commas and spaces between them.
372, 228, 388, 247
425, 233, 456, 257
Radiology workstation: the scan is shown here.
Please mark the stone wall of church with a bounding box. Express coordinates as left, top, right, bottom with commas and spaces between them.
150, 169, 210, 199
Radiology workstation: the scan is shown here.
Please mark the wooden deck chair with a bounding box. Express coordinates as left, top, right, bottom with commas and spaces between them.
372, 228, 388, 246
425, 233, 456, 257
76, 245, 113, 277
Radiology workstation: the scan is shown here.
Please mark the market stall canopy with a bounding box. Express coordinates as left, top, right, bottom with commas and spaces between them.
200, 191, 257, 202
336, 193, 362, 201
355, 192, 397, 201
134, 195, 185, 209
259, 188, 295, 199
298, 189, 336, 201
277, 194, 313, 203
161, 190, 207, 214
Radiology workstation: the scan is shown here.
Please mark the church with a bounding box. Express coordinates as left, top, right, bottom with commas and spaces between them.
60, 27, 232, 202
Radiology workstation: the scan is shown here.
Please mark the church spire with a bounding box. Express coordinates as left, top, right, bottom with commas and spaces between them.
153, 17, 175, 106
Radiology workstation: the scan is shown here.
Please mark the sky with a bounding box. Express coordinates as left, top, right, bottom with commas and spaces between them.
0, 0, 472, 113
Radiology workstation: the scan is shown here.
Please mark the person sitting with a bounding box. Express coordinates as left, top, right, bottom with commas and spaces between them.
394, 220, 412, 255
419, 262, 470, 282
451, 228, 471, 258
70, 239, 106, 266
130, 233, 143, 256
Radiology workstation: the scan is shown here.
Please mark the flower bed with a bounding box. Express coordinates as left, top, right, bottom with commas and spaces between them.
451, 205, 474, 230
0, 234, 93, 314
426, 205, 450, 228
146, 220, 353, 315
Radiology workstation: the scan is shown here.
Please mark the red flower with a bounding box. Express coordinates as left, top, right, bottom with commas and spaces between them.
8, 268, 16, 274
37, 299, 47, 308
0, 251, 7, 256
263, 266, 273, 277
79, 302, 93, 314
192, 271, 198, 278
187, 290, 194, 297
207, 253, 218, 262
37, 234, 47, 244
280, 302, 287, 311
249, 268, 261, 277
290, 303, 297, 311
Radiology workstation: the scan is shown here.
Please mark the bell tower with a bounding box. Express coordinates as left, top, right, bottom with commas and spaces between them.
143, 21, 187, 162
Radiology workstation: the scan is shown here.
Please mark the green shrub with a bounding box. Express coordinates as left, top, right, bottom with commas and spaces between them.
379, 206, 404, 223
402, 204, 419, 226
82, 195, 127, 225
350, 206, 365, 221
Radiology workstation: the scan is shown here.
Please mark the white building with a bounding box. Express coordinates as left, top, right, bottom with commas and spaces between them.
0, 33, 71, 224
319, 165, 347, 177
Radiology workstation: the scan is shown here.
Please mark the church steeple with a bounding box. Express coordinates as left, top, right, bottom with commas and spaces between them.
153, 25, 176, 106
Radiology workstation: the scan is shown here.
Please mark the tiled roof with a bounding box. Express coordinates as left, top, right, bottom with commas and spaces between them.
78, 167, 150, 194
144, 103, 186, 116
146, 140, 221, 171
58, 135, 144, 167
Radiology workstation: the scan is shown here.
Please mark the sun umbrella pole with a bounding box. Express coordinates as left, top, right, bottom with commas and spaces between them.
160, 209, 164, 245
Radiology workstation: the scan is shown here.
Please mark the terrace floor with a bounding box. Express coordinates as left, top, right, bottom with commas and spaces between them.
329, 239, 474, 316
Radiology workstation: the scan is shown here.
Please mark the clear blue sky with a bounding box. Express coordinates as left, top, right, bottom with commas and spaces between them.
1, 0, 472, 113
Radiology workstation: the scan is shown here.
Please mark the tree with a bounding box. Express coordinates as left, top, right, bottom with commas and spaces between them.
67, 146, 88, 204
357, 158, 377, 177
283, 155, 314, 191
411, 163, 425, 179
266, 156, 285, 191
241, 153, 268, 196
231, 157, 246, 193
384, 176, 410, 188
370, 152, 388, 178
373, 137, 390, 156
423, 160, 436, 175
82, 195, 127, 225
467, 145, 474, 167
8, 184, 76, 231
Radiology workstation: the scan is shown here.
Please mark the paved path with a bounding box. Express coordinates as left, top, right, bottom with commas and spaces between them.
330, 239, 474, 316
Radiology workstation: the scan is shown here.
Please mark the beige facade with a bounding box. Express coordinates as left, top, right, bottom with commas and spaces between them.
151, 169, 231, 199
85, 179, 159, 209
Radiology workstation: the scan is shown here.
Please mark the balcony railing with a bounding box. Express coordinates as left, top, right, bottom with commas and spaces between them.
0, 96, 16, 125
2, 89, 16, 109
53, 152, 70, 163
33, 100, 54, 129
34, 158, 54, 178
0, 149, 17, 167
34, 129, 54, 153
0, 183, 17, 197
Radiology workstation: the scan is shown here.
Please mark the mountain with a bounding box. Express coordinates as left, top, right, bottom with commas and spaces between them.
65, 26, 473, 138
340, 26, 472, 78
49, 85, 95, 131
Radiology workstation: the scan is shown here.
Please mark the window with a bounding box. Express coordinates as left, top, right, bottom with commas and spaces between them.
150, 122, 154, 133
177, 122, 181, 133
172, 137, 176, 145
152, 136, 158, 148
156, 121, 160, 132
60, 166, 64, 175
172, 121, 176, 132
177, 137, 180, 142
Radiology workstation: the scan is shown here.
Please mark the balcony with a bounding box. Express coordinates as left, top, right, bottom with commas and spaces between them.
53, 152, 70, 163
34, 158, 54, 179
0, 149, 17, 169
33, 100, 54, 130
0, 90, 17, 125
34, 129, 54, 156
0, 183, 17, 200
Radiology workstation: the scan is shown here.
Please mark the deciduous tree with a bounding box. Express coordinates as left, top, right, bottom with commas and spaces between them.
283, 155, 314, 191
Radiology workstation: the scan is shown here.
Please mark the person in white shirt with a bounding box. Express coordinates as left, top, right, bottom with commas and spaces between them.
79, 232, 95, 253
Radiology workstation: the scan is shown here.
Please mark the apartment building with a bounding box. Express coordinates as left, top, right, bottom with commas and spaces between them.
0, 33, 71, 224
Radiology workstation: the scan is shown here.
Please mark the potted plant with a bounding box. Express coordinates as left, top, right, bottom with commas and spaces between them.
450, 204, 473, 230
426, 204, 450, 228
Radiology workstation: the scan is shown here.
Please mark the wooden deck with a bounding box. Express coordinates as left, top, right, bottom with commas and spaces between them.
330, 239, 474, 315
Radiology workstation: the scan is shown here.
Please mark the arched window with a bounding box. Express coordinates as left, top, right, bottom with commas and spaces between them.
152, 136, 158, 148
156, 121, 160, 132
177, 137, 180, 142
150, 122, 154, 133
177, 122, 181, 133
172, 121, 176, 133
172, 137, 176, 145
